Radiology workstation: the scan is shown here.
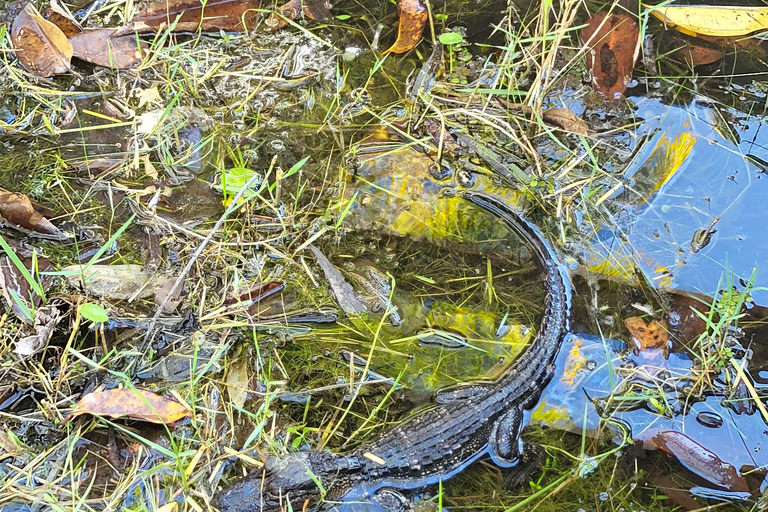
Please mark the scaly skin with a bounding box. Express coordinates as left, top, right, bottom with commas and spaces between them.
216, 192, 572, 512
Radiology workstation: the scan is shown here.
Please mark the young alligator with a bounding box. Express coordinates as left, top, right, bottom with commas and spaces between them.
215, 191, 572, 512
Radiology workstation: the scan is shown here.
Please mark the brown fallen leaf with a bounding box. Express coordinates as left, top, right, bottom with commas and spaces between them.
42, 0, 82, 38
643, 430, 750, 493
71, 157, 127, 174
423, 118, 463, 156
0, 427, 27, 461
114, 0, 262, 36
676, 43, 723, 66
69, 28, 147, 69
0, 245, 52, 324
384, 0, 427, 54
542, 108, 592, 135
624, 316, 670, 352
265, 0, 331, 30
0, 189, 62, 236
15, 304, 61, 356
224, 281, 285, 317
580, 11, 640, 98
11, 3, 73, 77
68, 388, 190, 424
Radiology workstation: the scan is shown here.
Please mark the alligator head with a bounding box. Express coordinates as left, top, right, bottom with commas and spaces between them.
216, 450, 348, 512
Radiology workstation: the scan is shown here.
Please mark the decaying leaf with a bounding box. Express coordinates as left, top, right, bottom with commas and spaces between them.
624, 316, 670, 352
542, 108, 592, 135
43, 0, 82, 38
11, 3, 73, 77
224, 281, 285, 317
643, 430, 750, 493
226, 359, 250, 409
310, 245, 368, 315
114, 0, 262, 36
15, 304, 62, 356
69, 388, 190, 424
265, 0, 331, 30
676, 43, 724, 66
580, 11, 640, 98
0, 188, 63, 237
649, 4, 768, 38
0, 427, 27, 461
62, 264, 177, 301
69, 28, 147, 69
423, 118, 463, 155
0, 258, 33, 324
384, 0, 428, 54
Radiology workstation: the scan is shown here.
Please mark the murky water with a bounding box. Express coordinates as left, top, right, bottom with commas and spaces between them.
2, 0, 768, 510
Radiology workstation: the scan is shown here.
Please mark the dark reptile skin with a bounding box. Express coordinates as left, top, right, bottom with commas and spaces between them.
216, 192, 572, 512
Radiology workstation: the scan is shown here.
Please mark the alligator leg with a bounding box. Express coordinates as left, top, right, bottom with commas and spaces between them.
489, 407, 523, 467
372, 488, 408, 512
504, 444, 546, 490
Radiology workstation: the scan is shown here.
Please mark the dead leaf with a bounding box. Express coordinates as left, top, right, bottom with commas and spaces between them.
226, 359, 250, 409
624, 316, 670, 352
0, 254, 34, 324
649, 4, 768, 38
0, 189, 63, 236
11, 3, 73, 77
384, 0, 428, 54
42, 0, 82, 38
676, 43, 723, 66
69, 28, 147, 69
542, 108, 592, 135
0, 427, 27, 461
265, 0, 331, 30
62, 264, 175, 300
135, 86, 163, 109
71, 157, 127, 174
114, 0, 262, 36
423, 118, 463, 156
15, 304, 61, 356
224, 281, 285, 317
580, 11, 640, 98
643, 430, 750, 493
0, 246, 52, 324
69, 388, 190, 424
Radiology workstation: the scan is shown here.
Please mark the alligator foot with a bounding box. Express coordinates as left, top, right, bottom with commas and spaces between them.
489, 407, 523, 467
373, 488, 408, 512
503, 443, 546, 490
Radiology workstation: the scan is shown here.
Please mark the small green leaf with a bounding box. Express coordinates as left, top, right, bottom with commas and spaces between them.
439, 32, 464, 45
79, 303, 108, 324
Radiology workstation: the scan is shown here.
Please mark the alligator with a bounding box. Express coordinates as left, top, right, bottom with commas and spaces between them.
215, 191, 572, 512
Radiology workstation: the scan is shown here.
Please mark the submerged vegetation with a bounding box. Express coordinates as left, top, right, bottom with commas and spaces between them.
1, 0, 768, 510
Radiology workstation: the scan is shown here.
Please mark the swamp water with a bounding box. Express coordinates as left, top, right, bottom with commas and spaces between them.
1, 0, 768, 510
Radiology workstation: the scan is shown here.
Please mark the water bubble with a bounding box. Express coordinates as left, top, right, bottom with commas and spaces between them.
342, 46, 362, 62
268, 139, 285, 152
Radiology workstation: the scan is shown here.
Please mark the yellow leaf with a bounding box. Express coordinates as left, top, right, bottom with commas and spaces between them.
647, 4, 768, 37
68, 388, 190, 424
